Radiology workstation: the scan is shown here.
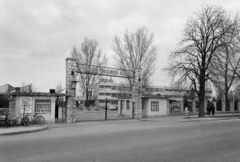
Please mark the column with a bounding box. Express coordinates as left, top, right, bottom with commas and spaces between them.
132, 68, 142, 119
213, 101, 217, 112
237, 101, 240, 112
222, 100, 226, 112
204, 99, 207, 113
192, 100, 196, 115
66, 58, 77, 123
180, 101, 184, 113
118, 100, 121, 115
167, 100, 170, 115
230, 101, 233, 112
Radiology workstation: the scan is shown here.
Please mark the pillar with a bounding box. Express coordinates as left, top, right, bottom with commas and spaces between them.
230, 101, 233, 112
204, 99, 207, 113
222, 100, 226, 112
213, 101, 217, 112
180, 101, 184, 113
167, 100, 170, 115
237, 101, 240, 112
192, 100, 196, 115
8, 98, 16, 119
132, 68, 142, 119
66, 58, 77, 123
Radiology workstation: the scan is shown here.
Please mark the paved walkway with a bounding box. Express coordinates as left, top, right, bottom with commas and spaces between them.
1, 113, 240, 136
0, 125, 49, 136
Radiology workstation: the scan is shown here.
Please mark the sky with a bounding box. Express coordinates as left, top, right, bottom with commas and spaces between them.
0, 0, 240, 92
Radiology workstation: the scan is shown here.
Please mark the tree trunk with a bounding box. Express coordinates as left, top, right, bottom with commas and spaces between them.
198, 97, 205, 117
198, 71, 205, 117
86, 88, 89, 108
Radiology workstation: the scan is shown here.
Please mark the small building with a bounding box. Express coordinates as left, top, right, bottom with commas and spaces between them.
9, 89, 66, 123
142, 96, 169, 117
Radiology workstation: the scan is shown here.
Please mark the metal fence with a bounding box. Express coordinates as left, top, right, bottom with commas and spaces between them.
75, 102, 134, 122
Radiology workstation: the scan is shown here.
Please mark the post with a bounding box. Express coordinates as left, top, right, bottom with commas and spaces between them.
132, 68, 142, 119
233, 93, 235, 115
105, 98, 107, 120
66, 58, 77, 123
192, 100, 196, 115
180, 101, 184, 113
132, 102, 135, 119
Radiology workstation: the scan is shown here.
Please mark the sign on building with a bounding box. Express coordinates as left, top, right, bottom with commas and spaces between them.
77, 64, 134, 78
20, 97, 32, 113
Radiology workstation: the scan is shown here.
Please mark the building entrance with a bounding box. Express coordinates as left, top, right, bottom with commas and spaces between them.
65, 58, 142, 123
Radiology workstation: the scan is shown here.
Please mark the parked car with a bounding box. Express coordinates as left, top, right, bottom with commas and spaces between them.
107, 105, 117, 110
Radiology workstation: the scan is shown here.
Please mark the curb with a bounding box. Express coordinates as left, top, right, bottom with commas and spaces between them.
0, 125, 49, 136
139, 117, 240, 123
47, 119, 139, 128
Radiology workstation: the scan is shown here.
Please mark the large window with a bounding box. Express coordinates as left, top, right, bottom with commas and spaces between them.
35, 100, 51, 113
151, 101, 159, 111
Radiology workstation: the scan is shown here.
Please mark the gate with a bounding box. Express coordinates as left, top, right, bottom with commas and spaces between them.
66, 58, 142, 123
75, 99, 134, 121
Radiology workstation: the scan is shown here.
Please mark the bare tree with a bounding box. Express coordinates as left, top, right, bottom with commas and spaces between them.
55, 83, 63, 93
112, 27, 158, 87
20, 82, 36, 92
30, 84, 37, 92
71, 38, 108, 107
164, 5, 239, 117
210, 29, 240, 111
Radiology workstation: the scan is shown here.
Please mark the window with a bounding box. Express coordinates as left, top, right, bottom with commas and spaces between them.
151, 101, 159, 111
112, 86, 117, 90
35, 100, 51, 113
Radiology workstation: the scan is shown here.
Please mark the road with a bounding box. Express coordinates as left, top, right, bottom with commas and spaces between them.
1, 119, 240, 162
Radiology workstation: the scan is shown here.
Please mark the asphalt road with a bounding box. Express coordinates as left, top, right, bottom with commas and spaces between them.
1, 119, 240, 162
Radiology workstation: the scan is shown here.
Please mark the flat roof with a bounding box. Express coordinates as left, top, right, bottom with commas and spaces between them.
11, 92, 67, 97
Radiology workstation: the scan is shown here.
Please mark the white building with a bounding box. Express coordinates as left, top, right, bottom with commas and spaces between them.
93, 78, 132, 107
92, 79, 213, 117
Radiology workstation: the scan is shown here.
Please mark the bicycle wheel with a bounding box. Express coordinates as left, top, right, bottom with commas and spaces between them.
36, 116, 45, 124
22, 117, 30, 126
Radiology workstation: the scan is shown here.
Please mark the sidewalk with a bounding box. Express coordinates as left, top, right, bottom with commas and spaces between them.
140, 113, 240, 122
1, 113, 240, 136
0, 125, 49, 136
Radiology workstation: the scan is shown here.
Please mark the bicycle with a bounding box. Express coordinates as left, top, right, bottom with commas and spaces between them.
28, 114, 45, 124
15, 114, 30, 126
15, 106, 30, 126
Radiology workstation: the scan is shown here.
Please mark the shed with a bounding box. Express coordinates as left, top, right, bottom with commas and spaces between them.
9, 91, 66, 123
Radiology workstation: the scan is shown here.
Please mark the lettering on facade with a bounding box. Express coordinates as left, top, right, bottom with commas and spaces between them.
77, 65, 134, 78
20, 97, 32, 113
99, 78, 114, 83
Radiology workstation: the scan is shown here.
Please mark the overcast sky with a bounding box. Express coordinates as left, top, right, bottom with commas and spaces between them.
0, 0, 240, 92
